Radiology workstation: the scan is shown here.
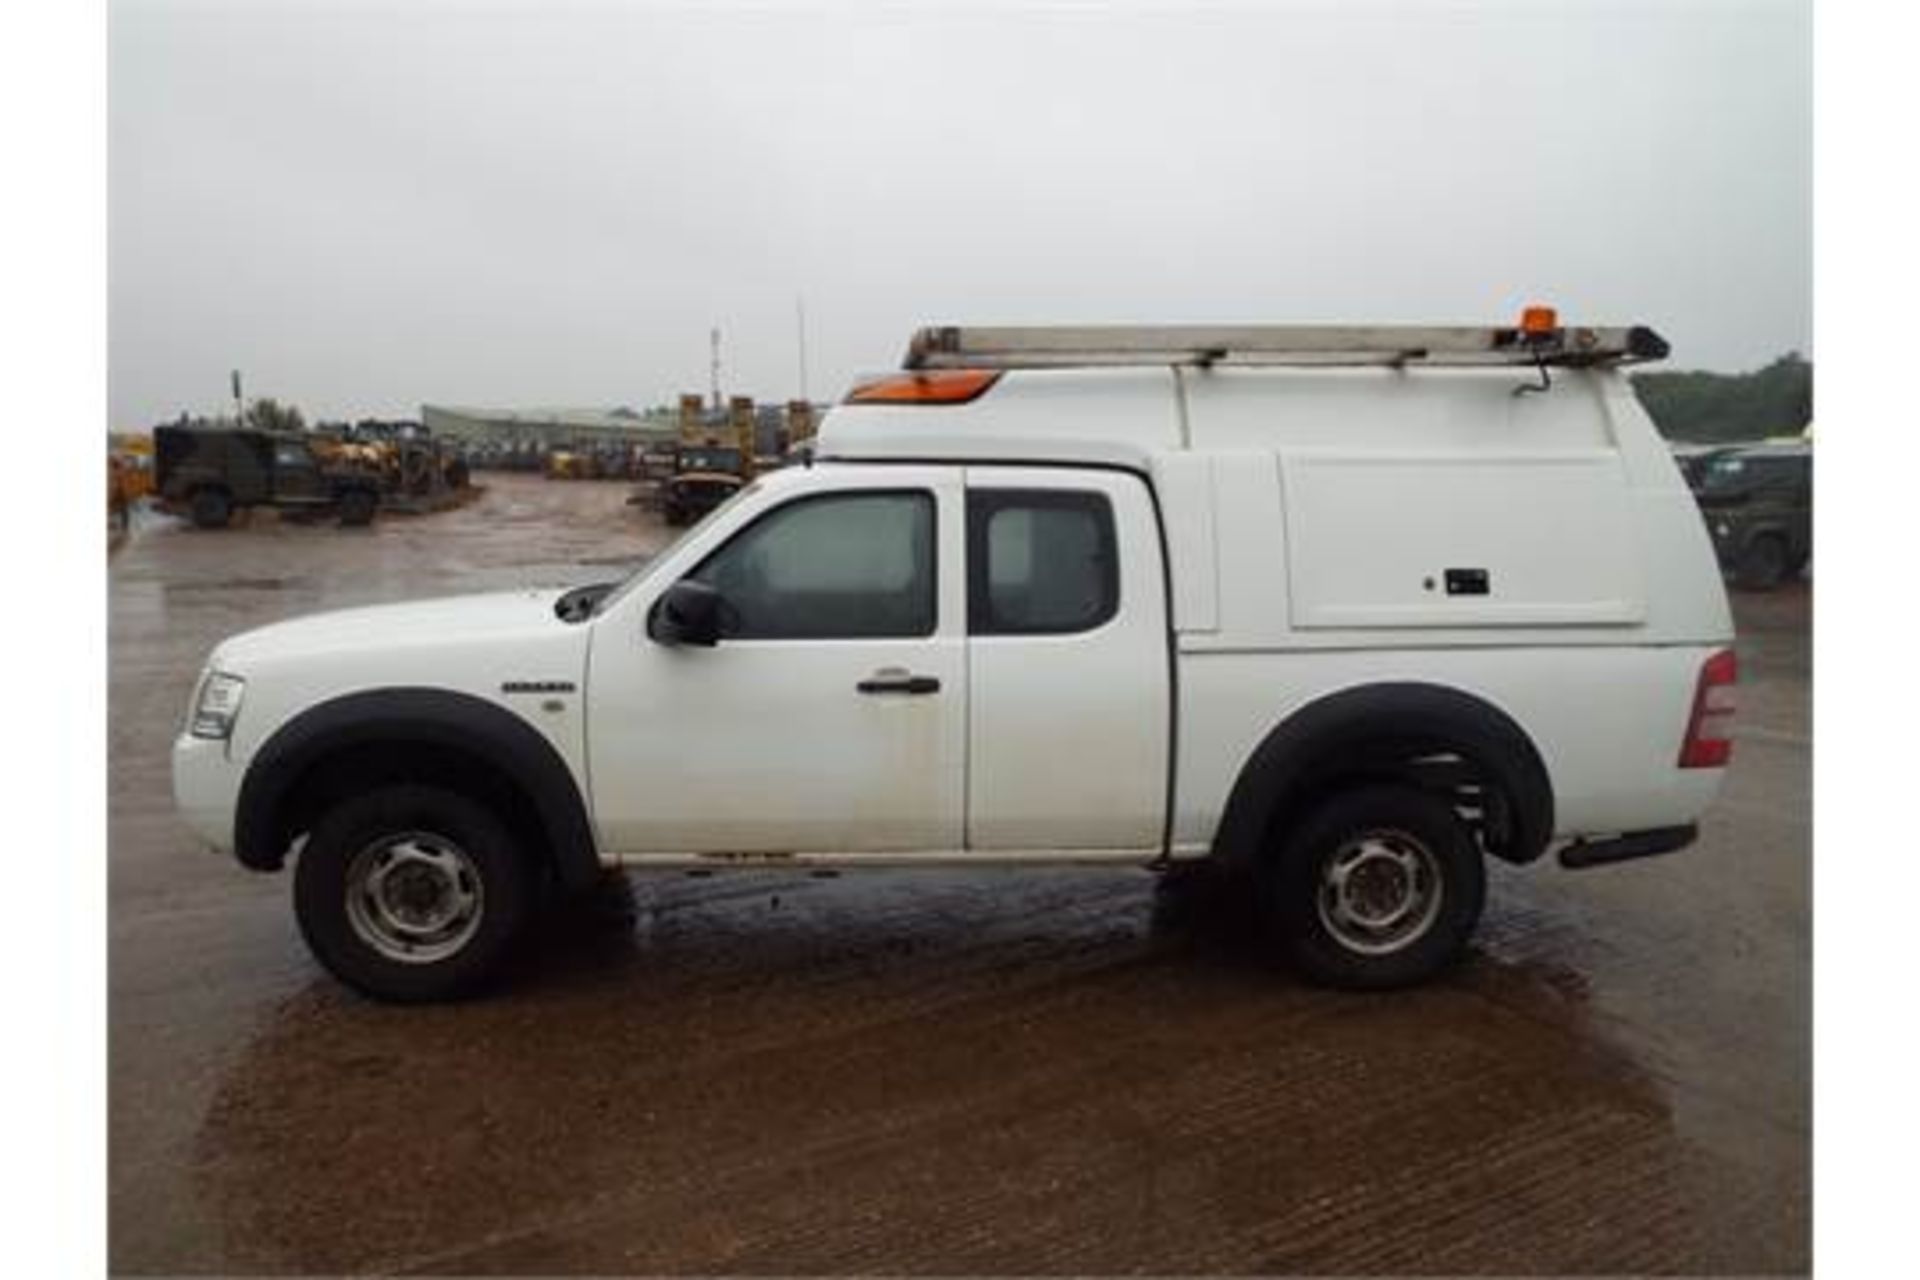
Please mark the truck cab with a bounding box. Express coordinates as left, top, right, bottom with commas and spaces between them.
174, 315, 1736, 1001
154, 425, 382, 528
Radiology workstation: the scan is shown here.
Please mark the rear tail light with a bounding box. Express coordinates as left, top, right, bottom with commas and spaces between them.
1678, 647, 1737, 768
844, 369, 1001, 405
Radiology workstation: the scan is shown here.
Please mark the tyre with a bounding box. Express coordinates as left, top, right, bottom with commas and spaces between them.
1268, 784, 1484, 989
337, 488, 377, 527
403, 452, 433, 496
1734, 535, 1788, 590
293, 785, 533, 1002
190, 487, 232, 529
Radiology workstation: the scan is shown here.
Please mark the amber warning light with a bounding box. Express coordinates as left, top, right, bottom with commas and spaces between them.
844, 369, 1002, 406
1520, 305, 1559, 337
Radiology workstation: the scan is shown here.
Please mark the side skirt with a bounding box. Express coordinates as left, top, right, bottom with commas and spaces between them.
608, 846, 1210, 870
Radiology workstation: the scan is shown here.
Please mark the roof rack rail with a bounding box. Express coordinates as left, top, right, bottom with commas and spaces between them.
903, 322, 1670, 371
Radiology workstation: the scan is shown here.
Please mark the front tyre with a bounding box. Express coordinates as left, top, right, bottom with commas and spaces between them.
336, 487, 377, 527
1270, 785, 1484, 990
294, 785, 531, 1002
190, 487, 232, 529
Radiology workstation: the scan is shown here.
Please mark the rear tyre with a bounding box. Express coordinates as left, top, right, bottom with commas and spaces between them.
1268, 784, 1484, 990
337, 488, 377, 527
190, 487, 232, 529
1735, 535, 1788, 590
294, 785, 532, 1002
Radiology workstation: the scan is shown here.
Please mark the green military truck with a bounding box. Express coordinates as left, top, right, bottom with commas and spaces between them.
1694, 442, 1811, 589
154, 425, 383, 529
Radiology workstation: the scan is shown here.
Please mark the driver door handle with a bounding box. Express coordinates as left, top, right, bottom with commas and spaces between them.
857, 669, 941, 695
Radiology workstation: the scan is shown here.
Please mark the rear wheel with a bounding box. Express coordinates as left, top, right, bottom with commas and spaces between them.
190, 487, 232, 529
1735, 534, 1788, 590
1269, 785, 1484, 989
294, 785, 532, 1001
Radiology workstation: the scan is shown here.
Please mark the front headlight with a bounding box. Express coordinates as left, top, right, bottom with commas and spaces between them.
190, 672, 246, 739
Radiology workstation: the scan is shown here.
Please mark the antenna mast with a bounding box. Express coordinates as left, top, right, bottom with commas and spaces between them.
796, 296, 810, 402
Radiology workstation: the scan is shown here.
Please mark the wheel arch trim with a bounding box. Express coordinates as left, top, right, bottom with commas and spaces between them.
234, 687, 600, 888
1209, 681, 1556, 867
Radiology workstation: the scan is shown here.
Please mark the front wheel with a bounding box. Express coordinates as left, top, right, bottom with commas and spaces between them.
336, 488, 377, 527
294, 785, 532, 1001
1269, 785, 1484, 989
190, 487, 232, 529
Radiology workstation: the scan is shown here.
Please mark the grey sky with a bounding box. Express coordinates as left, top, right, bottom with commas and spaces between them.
109, 0, 1811, 427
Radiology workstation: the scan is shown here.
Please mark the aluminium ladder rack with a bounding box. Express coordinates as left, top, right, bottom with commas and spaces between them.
903, 323, 1670, 371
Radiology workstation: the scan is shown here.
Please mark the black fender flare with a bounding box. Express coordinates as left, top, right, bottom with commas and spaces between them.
1210, 681, 1556, 867
233, 687, 600, 888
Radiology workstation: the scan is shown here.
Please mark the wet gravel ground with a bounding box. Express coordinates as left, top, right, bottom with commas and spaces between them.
108, 474, 1809, 1275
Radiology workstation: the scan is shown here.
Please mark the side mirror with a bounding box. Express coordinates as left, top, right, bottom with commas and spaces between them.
648, 579, 725, 647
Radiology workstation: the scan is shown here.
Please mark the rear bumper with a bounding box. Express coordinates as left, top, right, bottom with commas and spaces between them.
1557, 824, 1696, 870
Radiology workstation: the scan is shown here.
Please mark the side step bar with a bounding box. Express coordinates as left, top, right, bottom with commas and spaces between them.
1557, 824, 1697, 870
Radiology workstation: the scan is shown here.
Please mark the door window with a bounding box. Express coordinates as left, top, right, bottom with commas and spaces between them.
968, 490, 1118, 634
690, 490, 935, 639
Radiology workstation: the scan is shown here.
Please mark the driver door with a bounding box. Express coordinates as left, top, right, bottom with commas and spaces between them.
586, 467, 967, 856
271, 441, 328, 504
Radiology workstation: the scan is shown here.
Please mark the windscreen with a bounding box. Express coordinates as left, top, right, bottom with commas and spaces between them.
680, 448, 741, 473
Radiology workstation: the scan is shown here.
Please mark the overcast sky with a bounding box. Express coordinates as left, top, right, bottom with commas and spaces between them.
108, 0, 1811, 426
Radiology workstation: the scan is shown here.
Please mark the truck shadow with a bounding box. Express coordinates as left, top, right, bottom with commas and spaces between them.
183, 864, 1775, 1276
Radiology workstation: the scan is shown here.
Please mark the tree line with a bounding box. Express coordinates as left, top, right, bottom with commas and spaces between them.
1632, 353, 1812, 443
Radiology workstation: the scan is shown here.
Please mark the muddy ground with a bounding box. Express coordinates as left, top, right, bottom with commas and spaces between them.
108, 474, 1809, 1275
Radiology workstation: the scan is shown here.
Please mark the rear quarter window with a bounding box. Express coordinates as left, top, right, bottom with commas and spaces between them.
967, 490, 1119, 635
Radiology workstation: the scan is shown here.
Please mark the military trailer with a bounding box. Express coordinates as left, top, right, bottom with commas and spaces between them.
153, 425, 384, 529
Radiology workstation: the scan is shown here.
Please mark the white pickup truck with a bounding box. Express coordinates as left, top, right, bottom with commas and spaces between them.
174, 316, 1735, 1001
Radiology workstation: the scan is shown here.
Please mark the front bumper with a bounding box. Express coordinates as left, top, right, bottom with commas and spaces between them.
172, 732, 241, 854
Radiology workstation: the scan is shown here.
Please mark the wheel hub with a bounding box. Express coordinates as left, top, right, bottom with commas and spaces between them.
344, 832, 485, 964
1316, 829, 1444, 956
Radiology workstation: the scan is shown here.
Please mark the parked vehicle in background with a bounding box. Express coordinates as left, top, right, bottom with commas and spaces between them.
662, 443, 747, 525
154, 425, 384, 528
173, 312, 1736, 1002
108, 436, 155, 531
1695, 442, 1811, 589
1668, 441, 1735, 492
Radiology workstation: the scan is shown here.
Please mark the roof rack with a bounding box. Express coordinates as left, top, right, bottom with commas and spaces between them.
903, 321, 1670, 371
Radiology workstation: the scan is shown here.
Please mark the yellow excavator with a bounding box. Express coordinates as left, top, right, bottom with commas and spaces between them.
108, 433, 155, 531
